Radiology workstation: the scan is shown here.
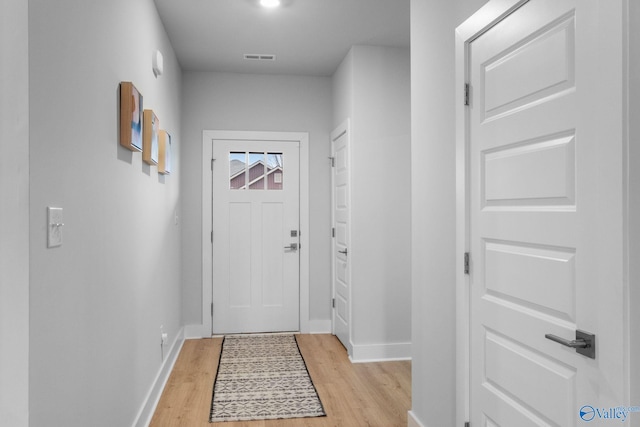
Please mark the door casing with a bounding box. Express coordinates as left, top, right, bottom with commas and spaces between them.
201, 130, 310, 337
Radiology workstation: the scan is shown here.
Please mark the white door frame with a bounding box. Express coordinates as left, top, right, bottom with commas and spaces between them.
455, 1, 631, 426
202, 130, 310, 337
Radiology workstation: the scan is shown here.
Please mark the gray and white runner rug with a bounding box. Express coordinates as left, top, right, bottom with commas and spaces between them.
210, 334, 326, 422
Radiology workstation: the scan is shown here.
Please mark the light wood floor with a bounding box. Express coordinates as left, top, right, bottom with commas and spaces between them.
149, 334, 411, 427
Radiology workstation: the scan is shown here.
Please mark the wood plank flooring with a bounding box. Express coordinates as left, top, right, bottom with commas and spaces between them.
149, 334, 411, 427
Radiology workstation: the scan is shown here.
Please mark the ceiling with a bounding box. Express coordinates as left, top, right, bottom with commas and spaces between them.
153, 0, 410, 76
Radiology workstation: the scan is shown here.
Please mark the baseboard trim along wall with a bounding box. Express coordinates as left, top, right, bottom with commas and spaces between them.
349, 341, 412, 363
132, 327, 185, 427
184, 323, 206, 339
308, 319, 332, 334
407, 410, 426, 427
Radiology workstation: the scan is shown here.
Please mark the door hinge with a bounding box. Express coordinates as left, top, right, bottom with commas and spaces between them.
211, 231, 213, 243
211, 302, 214, 316
332, 298, 335, 308
211, 158, 216, 170
464, 252, 470, 275
464, 83, 470, 106
465, 422, 470, 427
332, 227, 335, 238
328, 156, 335, 167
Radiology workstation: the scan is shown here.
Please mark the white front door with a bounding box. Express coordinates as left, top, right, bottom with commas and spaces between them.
331, 121, 351, 353
466, 0, 625, 425
212, 139, 300, 334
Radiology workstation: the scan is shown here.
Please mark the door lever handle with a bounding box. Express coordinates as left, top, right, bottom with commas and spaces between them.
545, 334, 588, 348
545, 330, 596, 359
338, 248, 348, 256
284, 243, 298, 251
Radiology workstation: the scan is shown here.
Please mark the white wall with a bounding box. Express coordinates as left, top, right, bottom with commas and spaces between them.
332, 51, 353, 128
629, 0, 640, 422
332, 45, 412, 360
0, 0, 29, 425
180, 72, 333, 329
28, 0, 183, 425
409, 0, 487, 426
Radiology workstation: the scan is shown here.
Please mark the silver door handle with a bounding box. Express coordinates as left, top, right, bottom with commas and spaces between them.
284, 243, 298, 251
545, 330, 595, 359
545, 334, 588, 348
338, 248, 348, 256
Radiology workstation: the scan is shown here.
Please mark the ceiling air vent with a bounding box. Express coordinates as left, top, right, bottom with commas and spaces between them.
244, 54, 276, 61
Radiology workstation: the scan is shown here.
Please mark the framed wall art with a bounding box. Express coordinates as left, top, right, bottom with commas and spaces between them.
119, 82, 143, 152
143, 109, 159, 165
158, 130, 172, 175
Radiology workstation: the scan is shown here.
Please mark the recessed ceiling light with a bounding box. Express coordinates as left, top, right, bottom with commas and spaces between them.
260, 0, 280, 8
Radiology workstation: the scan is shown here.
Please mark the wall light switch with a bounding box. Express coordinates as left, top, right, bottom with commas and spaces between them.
47, 207, 64, 248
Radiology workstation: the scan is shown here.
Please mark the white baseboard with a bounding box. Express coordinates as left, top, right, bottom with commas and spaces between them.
408, 410, 426, 427
349, 341, 412, 363
184, 323, 206, 339
132, 327, 185, 427
307, 319, 332, 334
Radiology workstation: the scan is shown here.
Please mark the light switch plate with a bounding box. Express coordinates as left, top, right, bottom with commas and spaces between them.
47, 207, 63, 248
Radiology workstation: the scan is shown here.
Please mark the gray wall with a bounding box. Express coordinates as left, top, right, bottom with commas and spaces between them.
409, 0, 487, 425
28, 0, 183, 425
0, 0, 29, 425
332, 45, 412, 359
180, 72, 333, 328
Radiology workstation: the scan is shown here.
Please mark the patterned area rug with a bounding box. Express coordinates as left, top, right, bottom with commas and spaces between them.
210, 334, 326, 422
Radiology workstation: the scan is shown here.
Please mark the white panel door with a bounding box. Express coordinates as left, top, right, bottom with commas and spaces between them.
468, 1, 625, 426
212, 139, 300, 334
331, 122, 351, 353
